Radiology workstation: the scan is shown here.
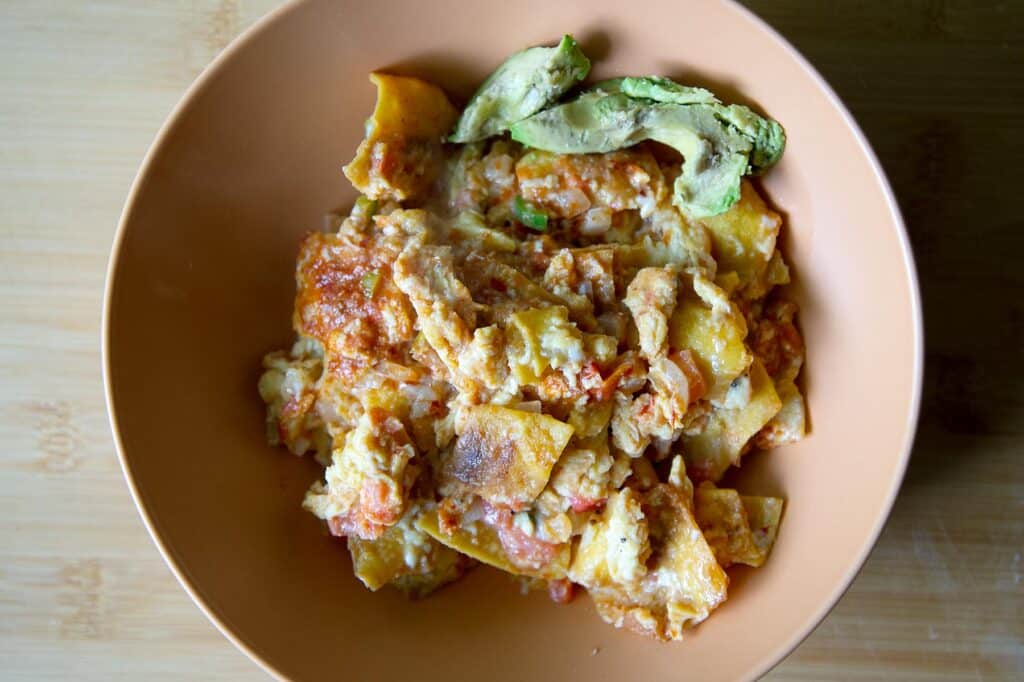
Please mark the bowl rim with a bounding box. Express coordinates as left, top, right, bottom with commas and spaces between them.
101, 1, 924, 679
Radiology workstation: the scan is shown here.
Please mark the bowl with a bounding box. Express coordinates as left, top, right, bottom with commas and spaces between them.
103, 0, 922, 679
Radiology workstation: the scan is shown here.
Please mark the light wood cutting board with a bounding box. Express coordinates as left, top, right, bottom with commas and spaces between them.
1, 1, 1020, 679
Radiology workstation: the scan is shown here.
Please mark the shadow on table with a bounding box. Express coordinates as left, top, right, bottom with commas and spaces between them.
740, 5, 1024, 674
738, 1, 1024, 492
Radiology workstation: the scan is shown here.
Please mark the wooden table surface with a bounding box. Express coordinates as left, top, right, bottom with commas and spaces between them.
1, 1, 1021, 679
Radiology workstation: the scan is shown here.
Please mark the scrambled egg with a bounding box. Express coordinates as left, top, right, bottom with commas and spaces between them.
259, 73, 806, 641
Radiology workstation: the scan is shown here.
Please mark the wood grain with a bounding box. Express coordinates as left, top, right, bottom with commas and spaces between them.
0, 1, 1020, 679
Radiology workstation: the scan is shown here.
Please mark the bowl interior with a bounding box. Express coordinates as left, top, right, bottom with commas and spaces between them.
105, 0, 921, 679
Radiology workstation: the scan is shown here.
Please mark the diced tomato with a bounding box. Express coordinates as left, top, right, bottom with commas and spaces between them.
668, 349, 707, 404
359, 479, 402, 526
539, 371, 577, 401
325, 479, 403, 541
580, 362, 604, 395
569, 495, 605, 513
437, 497, 464, 535
593, 354, 644, 402
428, 400, 446, 418
371, 141, 399, 179
327, 512, 386, 541
547, 579, 575, 604
483, 503, 560, 571
686, 459, 714, 485
751, 301, 804, 378
637, 396, 655, 419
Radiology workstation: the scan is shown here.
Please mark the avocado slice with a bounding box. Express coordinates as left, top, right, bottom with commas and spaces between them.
594, 76, 719, 106
511, 91, 760, 217
645, 105, 753, 217
450, 34, 590, 143
711, 104, 785, 173
507, 91, 648, 153
597, 78, 784, 174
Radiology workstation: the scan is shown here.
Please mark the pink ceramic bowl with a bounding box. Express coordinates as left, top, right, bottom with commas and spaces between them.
104, 1, 923, 679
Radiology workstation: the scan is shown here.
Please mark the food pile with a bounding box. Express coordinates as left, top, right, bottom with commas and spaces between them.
259, 35, 806, 640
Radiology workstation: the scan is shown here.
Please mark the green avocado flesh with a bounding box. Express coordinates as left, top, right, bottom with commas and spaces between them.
593, 76, 719, 106
449, 34, 590, 143
510, 85, 783, 218
449, 35, 785, 218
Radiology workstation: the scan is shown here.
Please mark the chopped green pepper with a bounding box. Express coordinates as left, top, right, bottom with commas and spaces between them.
355, 196, 378, 217
361, 270, 381, 298
513, 196, 548, 231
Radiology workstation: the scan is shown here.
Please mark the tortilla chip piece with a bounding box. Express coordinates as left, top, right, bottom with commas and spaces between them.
741, 495, 784, 563
693, 483, 783, 568
668, 278, 752, 400
682, 359, 781, 482
349, 514, 468, 597
570, 485, 728, 641
416, 509, 570, 580
440, 405, 574, 509
698, 180, 781, 298
343, 73, 457, 201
